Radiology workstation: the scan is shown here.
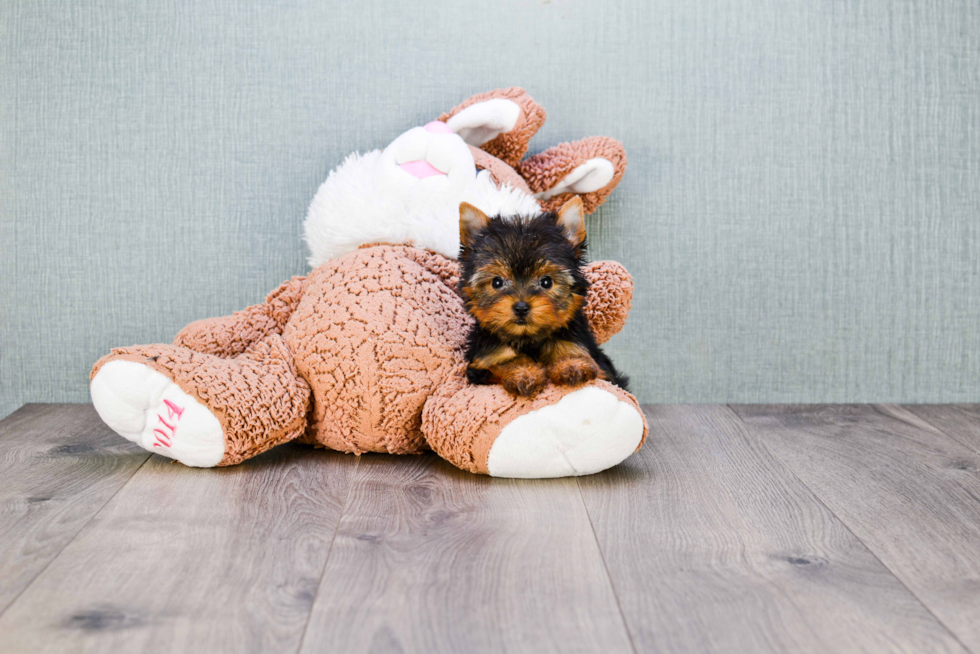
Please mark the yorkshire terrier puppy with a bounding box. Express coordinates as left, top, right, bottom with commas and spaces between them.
458, 197, 628, 398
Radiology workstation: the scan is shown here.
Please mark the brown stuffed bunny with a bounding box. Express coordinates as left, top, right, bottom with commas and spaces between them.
90, 88, 647, 478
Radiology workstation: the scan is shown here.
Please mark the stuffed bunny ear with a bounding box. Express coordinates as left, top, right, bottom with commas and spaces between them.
438, 87, 546, 168
516, 137, 627, 214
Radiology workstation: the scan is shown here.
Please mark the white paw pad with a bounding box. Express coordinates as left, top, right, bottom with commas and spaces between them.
487, 387, 644, 478
91, 360, 225, 467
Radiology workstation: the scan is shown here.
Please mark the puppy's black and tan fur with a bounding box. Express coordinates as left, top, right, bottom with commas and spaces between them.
458, 197, 628, 398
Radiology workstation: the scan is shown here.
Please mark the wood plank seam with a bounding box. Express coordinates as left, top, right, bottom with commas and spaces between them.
901, 405, 980, 457
575, 480, 639, 654
725, 404, 975, 654
0, 451, 152, 622
296, 455, 636, 652
580, 404, 969, 653
294, 455, 361, 654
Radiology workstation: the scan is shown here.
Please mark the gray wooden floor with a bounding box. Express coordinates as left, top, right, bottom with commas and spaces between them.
0, 404, 978, 653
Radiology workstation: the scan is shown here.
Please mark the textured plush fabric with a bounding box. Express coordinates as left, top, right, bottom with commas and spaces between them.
89, 244, 639, 469
518, 138, 628, 214
174, 277, 309, 358
582, 261, 634, 345
91, 335, 311, 466
284, 245, 469, 455
423, 375, 647, 475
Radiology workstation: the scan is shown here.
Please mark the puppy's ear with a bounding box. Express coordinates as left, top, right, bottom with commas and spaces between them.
556, 196, 586, 246
459, 202, 490, 250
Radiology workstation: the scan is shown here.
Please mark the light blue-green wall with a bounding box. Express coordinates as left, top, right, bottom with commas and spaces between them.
3, 0, 979, 418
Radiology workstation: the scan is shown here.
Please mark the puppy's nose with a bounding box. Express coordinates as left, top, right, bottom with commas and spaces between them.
424, 121, 453, 134
513, 301, 531, 318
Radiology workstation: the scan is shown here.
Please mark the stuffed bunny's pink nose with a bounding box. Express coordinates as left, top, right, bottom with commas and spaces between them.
424, 121, 453, 134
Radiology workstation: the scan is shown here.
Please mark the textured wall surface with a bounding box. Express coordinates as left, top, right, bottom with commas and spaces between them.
2, 0, 979, 418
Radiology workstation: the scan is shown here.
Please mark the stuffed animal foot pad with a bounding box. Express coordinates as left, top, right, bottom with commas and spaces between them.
486, 387, 644, 478
91, 360, 225, 467
423, 378, 647, 478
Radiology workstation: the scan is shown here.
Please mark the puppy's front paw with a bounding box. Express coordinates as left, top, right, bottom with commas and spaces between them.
501, 364, 547, 398
466, 365, 494, 385
548, 357, 599, 387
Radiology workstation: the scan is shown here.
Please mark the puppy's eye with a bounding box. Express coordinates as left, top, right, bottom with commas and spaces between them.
540, 276, 553, 289
491, 277, 504, 289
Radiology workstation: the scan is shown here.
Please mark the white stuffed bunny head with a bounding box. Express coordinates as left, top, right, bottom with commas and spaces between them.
304, 88, 627, 267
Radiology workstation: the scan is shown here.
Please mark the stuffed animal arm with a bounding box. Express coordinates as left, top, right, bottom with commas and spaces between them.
173, 259, 631, 359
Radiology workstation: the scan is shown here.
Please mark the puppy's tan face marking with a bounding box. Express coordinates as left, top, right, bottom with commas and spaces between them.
462, 258, 581, 339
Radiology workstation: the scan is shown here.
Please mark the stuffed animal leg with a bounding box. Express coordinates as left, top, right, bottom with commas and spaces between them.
91, 275, 313, 466
422, 374, 647, 478
90, 333, 310, 467
173, 276, 308, 357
